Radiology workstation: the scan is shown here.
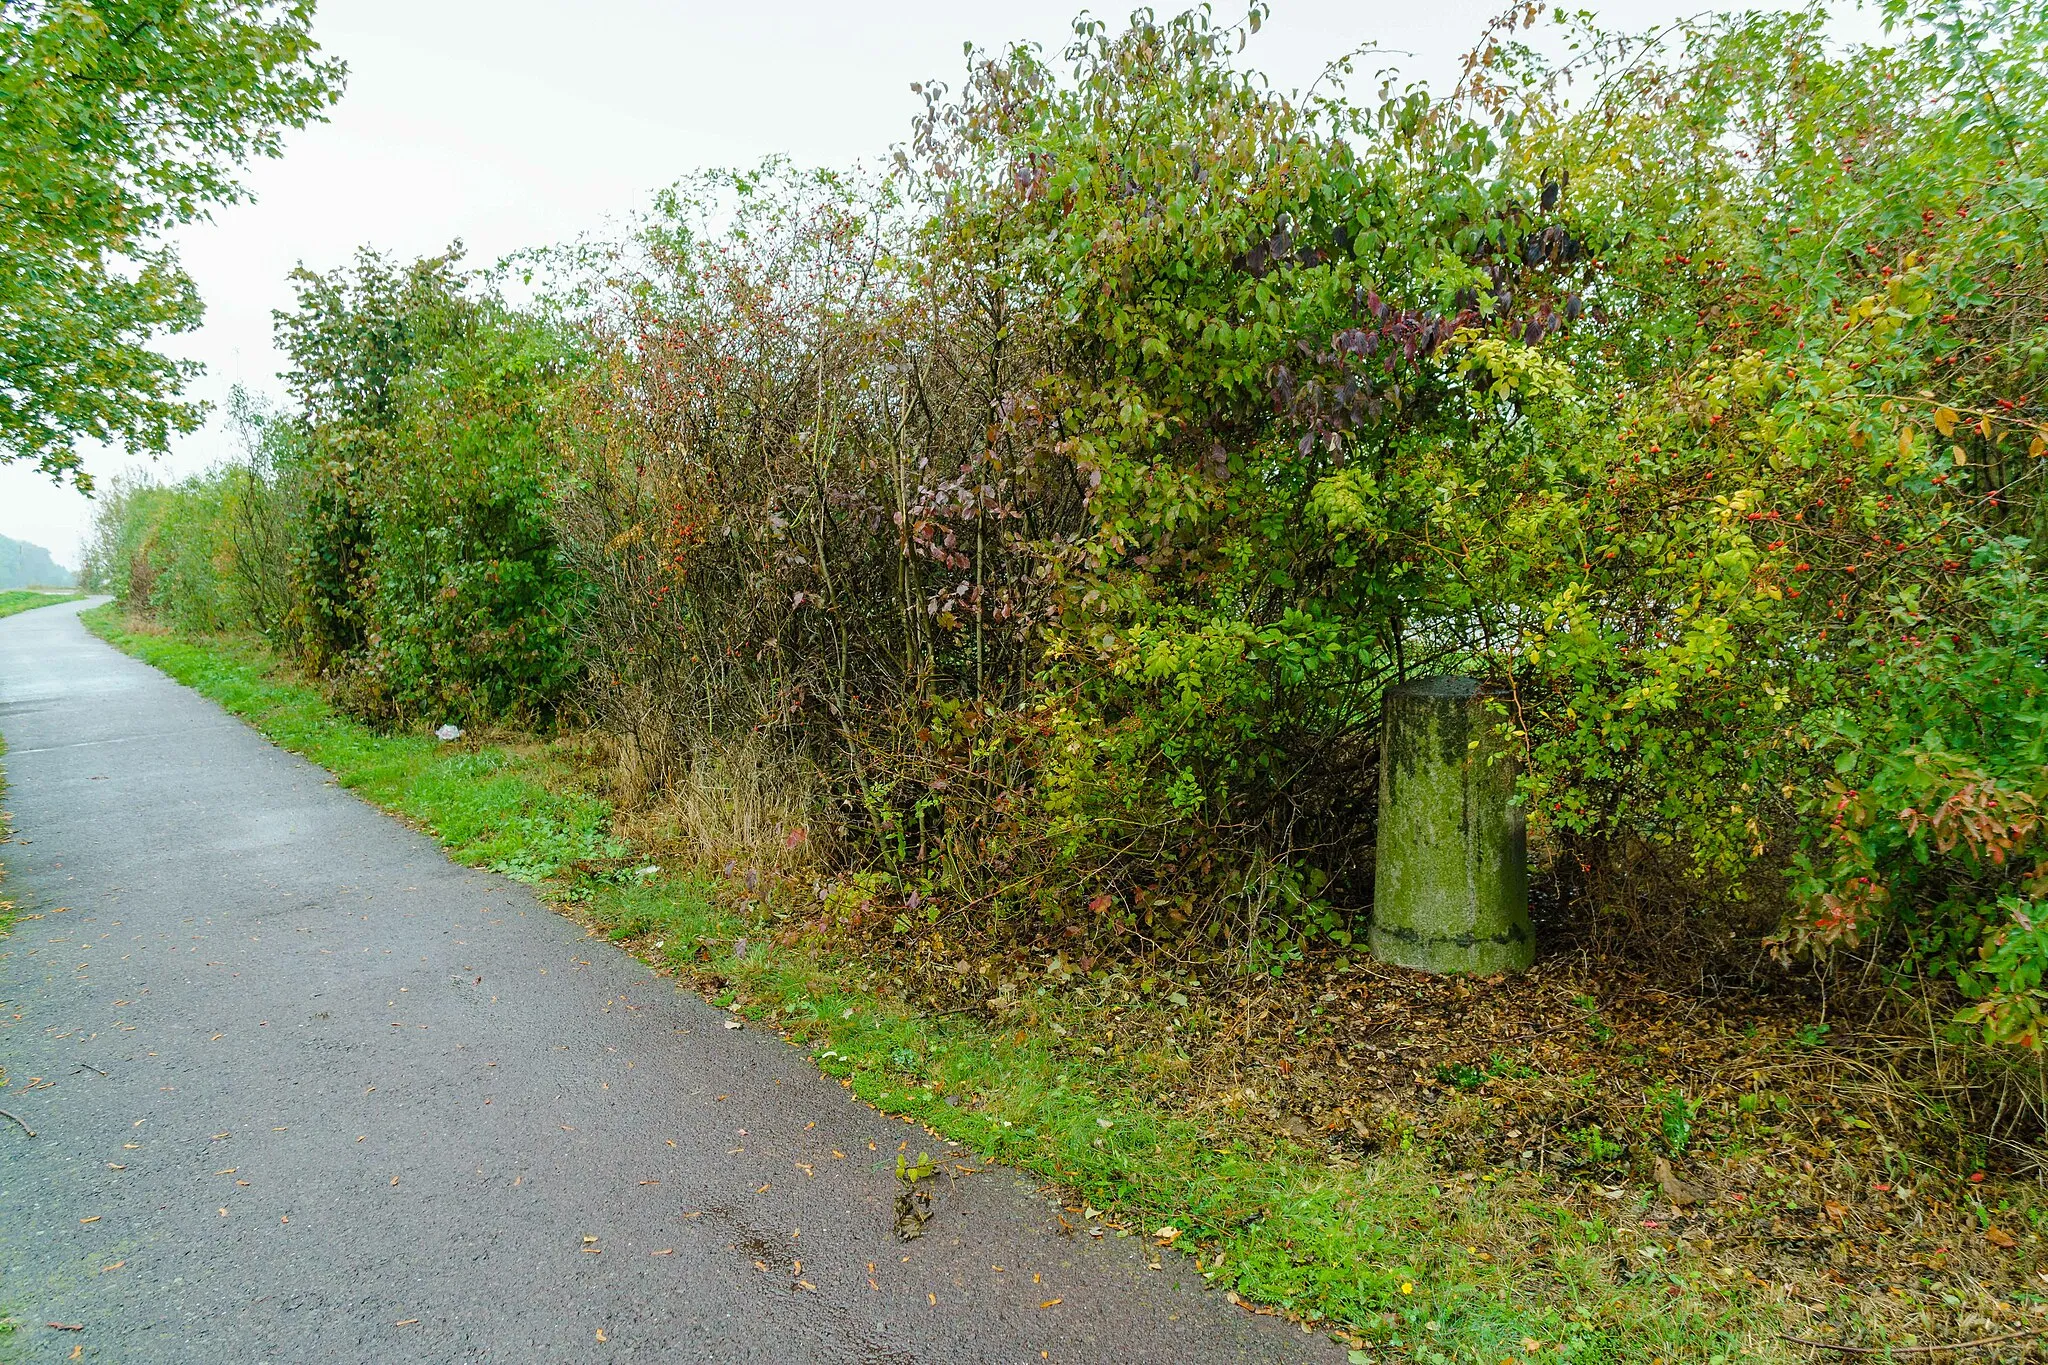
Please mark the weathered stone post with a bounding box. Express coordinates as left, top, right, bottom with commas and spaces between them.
1370, 675, 1533, 975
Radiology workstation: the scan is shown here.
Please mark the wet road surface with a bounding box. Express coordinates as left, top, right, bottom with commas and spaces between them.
0, 599, 1339, 1364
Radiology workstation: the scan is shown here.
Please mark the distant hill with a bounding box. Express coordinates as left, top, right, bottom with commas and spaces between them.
0, 533, 74, 589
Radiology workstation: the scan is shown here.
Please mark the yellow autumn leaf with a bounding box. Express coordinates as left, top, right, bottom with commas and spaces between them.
1933, 406, 1957, 437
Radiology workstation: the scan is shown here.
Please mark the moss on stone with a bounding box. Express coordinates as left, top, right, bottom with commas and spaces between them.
1370, 675, 1533, 975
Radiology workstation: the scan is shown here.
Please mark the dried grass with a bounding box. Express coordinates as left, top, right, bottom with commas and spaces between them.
610, 730, 832, 883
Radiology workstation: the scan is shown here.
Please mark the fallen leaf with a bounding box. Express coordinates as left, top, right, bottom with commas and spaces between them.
99, 1261, 125, 1273
1651, 1157, 1705, 1207
595, 1329, 607, 1343
1986, 1227, 2018, 1249
47, 1322, 83, 1331
79, 1216, 100, 1224
1154, 1225, 1181, 1245
929, 1293, 938, 1305
651, 1248, 674, 1256
1823, 1201, 1847, 1223
797, 1280, 816, 1291
1039, 1299, 1063, 1309
724, 1020, 742, 1031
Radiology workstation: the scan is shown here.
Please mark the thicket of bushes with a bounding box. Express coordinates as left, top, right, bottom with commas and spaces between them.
92, 252, 583, 725
89, 0, 2048, 1047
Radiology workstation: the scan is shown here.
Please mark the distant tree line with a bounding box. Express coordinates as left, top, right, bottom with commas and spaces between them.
0, 533, 73, 589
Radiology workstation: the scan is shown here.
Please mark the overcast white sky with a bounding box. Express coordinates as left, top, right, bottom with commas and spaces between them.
1, 0, 1875, 569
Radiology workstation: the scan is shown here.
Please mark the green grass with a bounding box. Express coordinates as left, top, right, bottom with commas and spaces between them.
0, 589, 85, 621
81, 604, 1793, 1363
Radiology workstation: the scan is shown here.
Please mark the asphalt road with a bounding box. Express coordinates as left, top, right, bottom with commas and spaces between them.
0, 599, 1339, 1364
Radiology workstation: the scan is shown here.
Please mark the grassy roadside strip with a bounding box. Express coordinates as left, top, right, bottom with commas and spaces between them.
82, 605, 1788, 1363
0, 591, 86, 621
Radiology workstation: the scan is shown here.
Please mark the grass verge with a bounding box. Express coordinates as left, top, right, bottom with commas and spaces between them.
0, 590, 86, 621
81, 605, 2038, 1362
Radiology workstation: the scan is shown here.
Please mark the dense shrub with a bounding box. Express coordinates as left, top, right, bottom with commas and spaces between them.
93, 250, 583, 727
103, 0, 2048, 1043
83, 393, 294, 634
1450, 2, 2048, 1017
271, 248, 583, 723
549, 166, 1068, 887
